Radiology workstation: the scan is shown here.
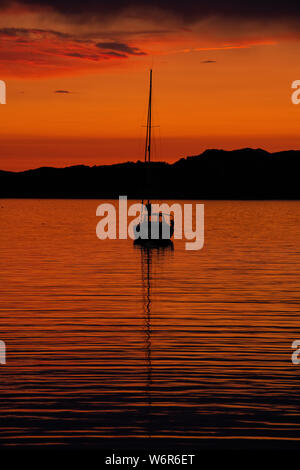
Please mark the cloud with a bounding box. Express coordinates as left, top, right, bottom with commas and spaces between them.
0, 27, 147, 77
0, 3, 299, 79
96, 41, 146, 56
103, 51, 128, 58
54, 89, 70, 93
201, 60, 216, 63
0, 27, 70, 39
1, 1, 300, 24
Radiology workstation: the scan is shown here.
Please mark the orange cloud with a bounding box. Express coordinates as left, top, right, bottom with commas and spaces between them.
1, 1, 300, 80
0, 27, 148, 77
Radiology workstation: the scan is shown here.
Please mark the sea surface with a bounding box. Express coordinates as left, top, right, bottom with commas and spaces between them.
0, 199, 300, 449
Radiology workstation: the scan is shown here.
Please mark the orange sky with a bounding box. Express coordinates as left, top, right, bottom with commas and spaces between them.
1, 3, 300, 170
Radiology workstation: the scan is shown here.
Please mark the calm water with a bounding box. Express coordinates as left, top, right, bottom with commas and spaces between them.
0, 200, 300, 449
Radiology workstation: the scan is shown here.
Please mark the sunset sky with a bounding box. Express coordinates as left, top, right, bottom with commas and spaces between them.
1, 1, 300, 170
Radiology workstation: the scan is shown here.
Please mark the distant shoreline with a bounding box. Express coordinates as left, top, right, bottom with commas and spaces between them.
1, 148, 300, 199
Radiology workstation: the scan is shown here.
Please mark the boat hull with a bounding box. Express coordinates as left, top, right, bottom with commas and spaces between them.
134, 220, 174, 244
134, 238, 173, 248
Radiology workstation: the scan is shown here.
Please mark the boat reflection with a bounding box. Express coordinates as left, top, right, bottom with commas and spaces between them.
134, 242, 173, 438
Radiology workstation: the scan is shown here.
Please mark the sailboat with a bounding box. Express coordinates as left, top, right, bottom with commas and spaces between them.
134, 70, 174, 247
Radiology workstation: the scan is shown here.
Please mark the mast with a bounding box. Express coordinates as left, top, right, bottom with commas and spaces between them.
144, 69, 152, 207
145, 69, 152, 164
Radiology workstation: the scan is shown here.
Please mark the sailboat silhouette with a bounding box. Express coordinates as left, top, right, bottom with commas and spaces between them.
134, 70, 174, 247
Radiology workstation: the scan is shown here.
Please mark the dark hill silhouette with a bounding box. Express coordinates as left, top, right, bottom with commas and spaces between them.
0, 148, 300, 199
